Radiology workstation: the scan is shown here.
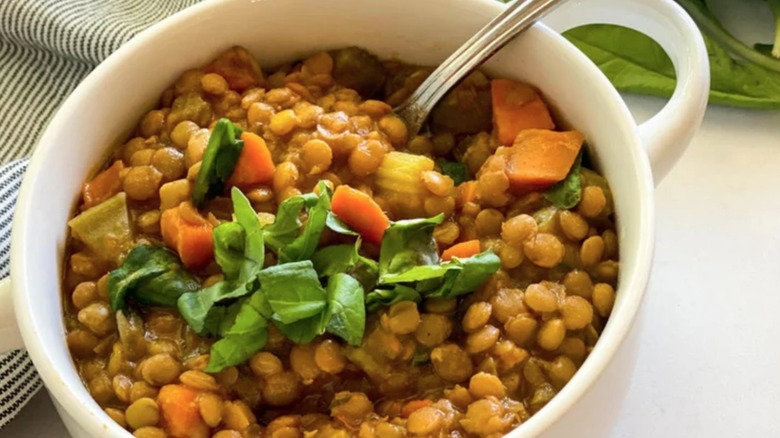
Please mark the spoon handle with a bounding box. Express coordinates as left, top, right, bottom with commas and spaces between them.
395, 0, 564, 136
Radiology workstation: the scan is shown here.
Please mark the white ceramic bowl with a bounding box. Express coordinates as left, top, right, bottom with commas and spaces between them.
0, 0, 709, 436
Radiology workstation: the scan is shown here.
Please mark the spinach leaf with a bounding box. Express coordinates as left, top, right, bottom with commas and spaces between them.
378, 214, 444, 278
437, 160, 470, 186
543, 152, 583, 209
108, 245, 199, 311
379, 250, 500, 297
262, 193, 316, 250
192, 119, 244, 207
324, 273, 365, 346
428, 250, 501, 298
325, 212, 359, 236
273, 312, 329, 345
257, 261, 327, 324
563, 23, 780, 109
205, 292, 268, 372
365, 285, 421, 312
311, 241, 379, 291
134, 269, 200, 308
178, 280, 254, 335
231, 187, 265, 280
212, 222, 245, 280
277, 182, 331, 263
178, 188, 265, 335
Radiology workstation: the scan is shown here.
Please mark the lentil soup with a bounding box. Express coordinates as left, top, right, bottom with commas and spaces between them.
64, 46, 619, 438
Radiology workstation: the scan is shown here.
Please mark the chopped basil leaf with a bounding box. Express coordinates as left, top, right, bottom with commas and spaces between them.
426, 250, 501, 298
205, 292, 268, 372
108, 245, 199, 311
258, 261, 327, 324
192, 118, 244, 207
543, 152, 583, 209
366, 285, 421, 312
178, 280, 253, 335
277, 182, 331, 263
324, 273, 366, 346
311, 241, 379, 291
273, 311, 329, 345
378, 214, 444, 278
437, 160, 470, 186
325, 212, 359, 236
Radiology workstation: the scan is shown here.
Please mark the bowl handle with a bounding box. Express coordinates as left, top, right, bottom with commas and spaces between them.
0, 277, 23, 352
543, 0, 710, 184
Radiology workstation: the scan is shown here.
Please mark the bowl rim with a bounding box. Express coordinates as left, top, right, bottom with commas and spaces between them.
11, 0, 655, 436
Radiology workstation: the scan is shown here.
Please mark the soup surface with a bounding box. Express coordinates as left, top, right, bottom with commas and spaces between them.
63, 46, 619, 438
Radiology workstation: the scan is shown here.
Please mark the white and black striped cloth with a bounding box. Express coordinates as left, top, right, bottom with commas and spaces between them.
0, 0, 200, 427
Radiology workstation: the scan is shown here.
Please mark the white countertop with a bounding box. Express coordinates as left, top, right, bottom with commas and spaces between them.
3, 1, 779, 437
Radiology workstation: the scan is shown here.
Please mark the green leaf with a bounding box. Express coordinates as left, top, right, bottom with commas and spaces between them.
205, 292, 268, 373
378, 214, 444, 278
324, 273, 365, 346
543, 152, 583, 209
262, 192, 318, 253
212, 222, 245, 280
563, 23, 780, 109
379, 250, 501, 298
231, 188, 265, 281
192, 119, 244, 207
325, 212, 359, 236
108, 245, 199, 311
273, 312, 329, 344
437, 160, 470, 186
311, 241, 379, 291
365, 285, 421, 312
278, 182, 332, 263
178, 280, 253, 335
257, 261, 327, 324
134, 269, 200, 308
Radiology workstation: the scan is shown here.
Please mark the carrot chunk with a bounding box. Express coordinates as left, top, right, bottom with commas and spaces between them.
441, 240, 482, 261
227, 131, 275, 188
331, 185, 390, 245
82, 161, 124, 208
160, 203, 214, 270
502, 129, 584, 191
157, 384, 208, 438
491, 79, 555, 146
204, 46, 263, 91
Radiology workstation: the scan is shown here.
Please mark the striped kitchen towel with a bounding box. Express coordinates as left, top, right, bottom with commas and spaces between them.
0, 0, 200, 427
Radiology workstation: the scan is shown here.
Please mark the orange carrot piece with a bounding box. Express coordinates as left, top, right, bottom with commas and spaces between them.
160, 205, 214, 270
441, 240, 482, 261
204, 46, 262, 92
491, 79, 555, 146
457, 181, 478, 207
227, 131, 275, 188
401, 399, 434, 418
331, 185, 390, 245
504, 129, 584, 191
82, 161, 124, 208
158, 384, 208, 438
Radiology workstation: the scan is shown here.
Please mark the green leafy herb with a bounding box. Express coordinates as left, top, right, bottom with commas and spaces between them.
205, 292, 268, 372
437, 160, 470, 186
378, 214, 444, 278
108, 245, 199, 311
257, 261, 327, 324
562, 0, 780, 109
379, 250, 500, 297
311, 241, 379, 291
273, 312, 329, 345
277, 182, 332, 263
324, 273, 366, 346
543, 152, 583, 209
192, 119, 244, 207
366, 285, 421, 312
325, 212, 359, 236
178, 189, 264, 335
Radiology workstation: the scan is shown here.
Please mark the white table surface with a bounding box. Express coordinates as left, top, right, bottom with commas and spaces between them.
2, 1, 778, 436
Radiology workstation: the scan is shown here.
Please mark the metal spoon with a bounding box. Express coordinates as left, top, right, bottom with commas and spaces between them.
394, 0, 565, 136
